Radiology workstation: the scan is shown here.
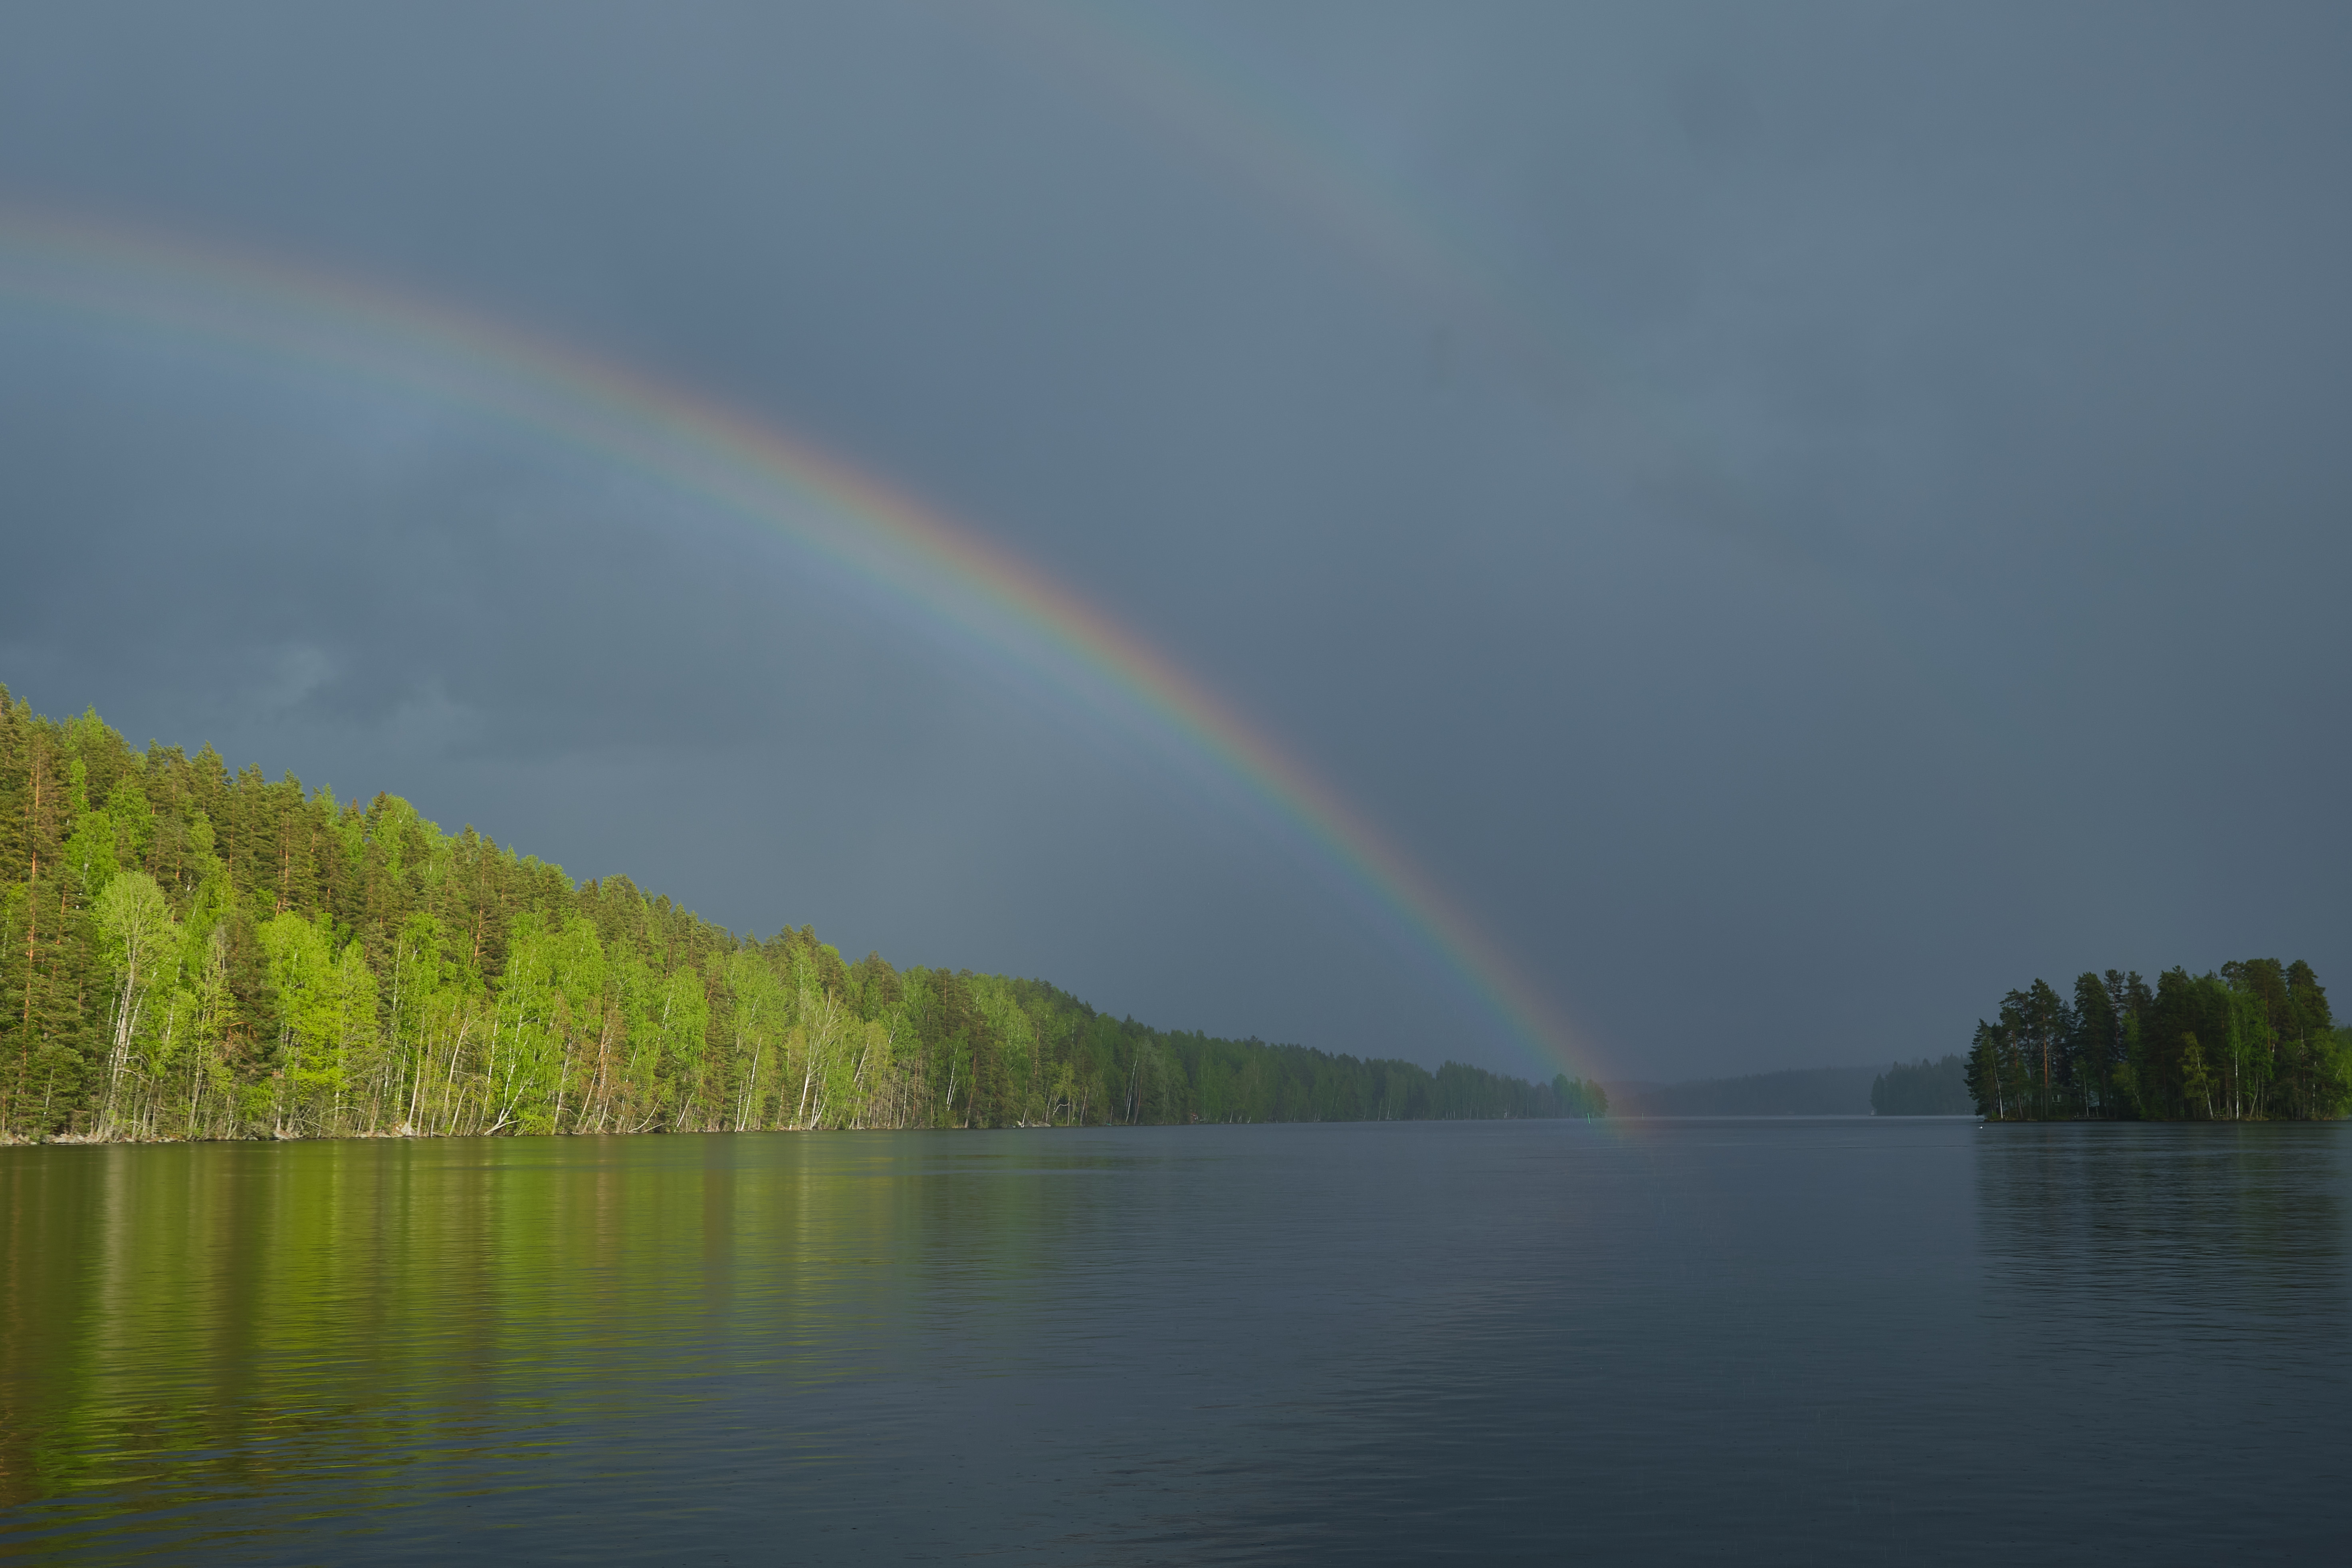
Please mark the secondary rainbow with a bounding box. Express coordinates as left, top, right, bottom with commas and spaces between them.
0, 207, 1599, 1085
994, 3, 1708, 500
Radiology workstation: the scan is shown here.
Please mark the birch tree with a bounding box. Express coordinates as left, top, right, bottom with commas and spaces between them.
93, 871, 177, 1138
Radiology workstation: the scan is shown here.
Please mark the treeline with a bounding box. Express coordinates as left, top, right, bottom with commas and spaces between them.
1612, 1066, 1876, 1117
1965, 963, 2350, 1121
1870, 1056, 1972, 1116
0, 690, 1605, 1142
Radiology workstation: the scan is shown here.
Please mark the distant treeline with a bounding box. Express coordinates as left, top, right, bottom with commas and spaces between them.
1966, 964, 2349, 1121
1870, 1056, 1972, 1116
1611, 1066, 1877, 1117
1606, 1062, 1973, 1117
0, 690, 1605, 1142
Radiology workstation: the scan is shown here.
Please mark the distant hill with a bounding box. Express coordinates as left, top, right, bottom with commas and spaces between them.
1605, 1065, 1881, 1117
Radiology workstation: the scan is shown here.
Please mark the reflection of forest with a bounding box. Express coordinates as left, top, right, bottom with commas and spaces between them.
1977, 1125, 2349, 1352
0, 1133, 1075, 1528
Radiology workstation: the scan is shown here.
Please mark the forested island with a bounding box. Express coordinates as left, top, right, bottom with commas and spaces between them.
0, 690, 1606, 1142
1966, 966, 2349, 1120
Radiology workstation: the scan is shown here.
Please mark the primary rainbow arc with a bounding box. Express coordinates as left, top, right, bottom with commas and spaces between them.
0, 208, 1598, 1084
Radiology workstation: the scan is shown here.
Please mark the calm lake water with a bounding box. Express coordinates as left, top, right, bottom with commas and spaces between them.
4, 1119, 2348, 1563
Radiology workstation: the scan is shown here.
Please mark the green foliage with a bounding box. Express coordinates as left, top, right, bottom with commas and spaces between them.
1968, 959, 2345, 1121
0, 687, 1603, 1140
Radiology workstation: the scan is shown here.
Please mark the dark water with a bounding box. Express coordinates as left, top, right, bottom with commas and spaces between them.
4, 1119, 2349, 1563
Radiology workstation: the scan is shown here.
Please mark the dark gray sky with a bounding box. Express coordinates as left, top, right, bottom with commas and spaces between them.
3, 2, 2347, 1084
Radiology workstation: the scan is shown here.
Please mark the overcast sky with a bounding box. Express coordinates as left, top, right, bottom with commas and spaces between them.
3, 2, 2347, 1083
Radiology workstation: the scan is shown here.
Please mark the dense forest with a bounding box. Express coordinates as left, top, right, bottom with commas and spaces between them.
0, 689, 1606, 1142
1965, 965, 2350, 1120
1870, 1056, 1972, 1116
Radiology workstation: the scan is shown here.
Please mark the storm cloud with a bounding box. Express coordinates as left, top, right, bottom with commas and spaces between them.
3, 2, 2346, 1080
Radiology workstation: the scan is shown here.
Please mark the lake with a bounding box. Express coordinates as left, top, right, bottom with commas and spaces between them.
4, 1118, 2348, 1563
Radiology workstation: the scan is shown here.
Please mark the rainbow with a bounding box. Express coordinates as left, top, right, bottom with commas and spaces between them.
0, 206, 1602, 1084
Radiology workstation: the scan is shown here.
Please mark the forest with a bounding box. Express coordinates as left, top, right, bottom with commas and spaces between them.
0, 689, 1607, 1142
1870, 1056, 1972, 1116
1965, 964, 2350, 1120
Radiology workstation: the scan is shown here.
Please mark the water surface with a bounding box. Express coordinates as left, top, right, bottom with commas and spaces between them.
4, 1120, 2347, 1562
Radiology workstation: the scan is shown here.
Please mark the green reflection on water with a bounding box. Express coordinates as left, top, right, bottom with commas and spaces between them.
1, 1131, 1088, 1540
